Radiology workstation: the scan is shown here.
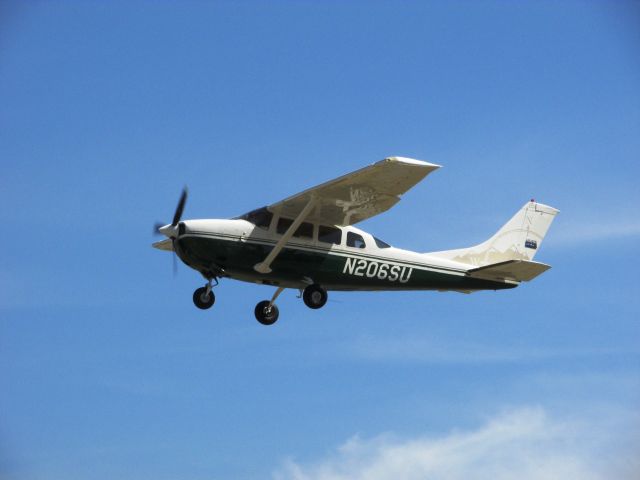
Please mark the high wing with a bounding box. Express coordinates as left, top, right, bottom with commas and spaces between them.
268, 157, 441, 226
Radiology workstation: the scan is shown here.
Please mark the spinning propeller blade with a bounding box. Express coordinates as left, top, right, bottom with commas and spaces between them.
153, 221, 165, 236
172, 187, 188, 226
172, 249, 178, 276
152, 187, 189, 236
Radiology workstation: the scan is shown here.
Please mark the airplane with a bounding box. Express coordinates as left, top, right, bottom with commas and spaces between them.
153, 157, 558, 325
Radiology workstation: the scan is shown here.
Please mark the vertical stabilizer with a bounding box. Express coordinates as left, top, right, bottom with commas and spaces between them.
429, 201, 559, 267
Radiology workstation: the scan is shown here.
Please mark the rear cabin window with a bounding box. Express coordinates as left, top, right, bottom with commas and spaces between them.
373, 236, 391, 248
347, 231, 366, 248
277, 218, 314, 239
318, 225, 342, 245
237, 207, 273, 230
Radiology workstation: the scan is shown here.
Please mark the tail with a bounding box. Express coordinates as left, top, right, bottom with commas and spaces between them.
430, 200, 559, 267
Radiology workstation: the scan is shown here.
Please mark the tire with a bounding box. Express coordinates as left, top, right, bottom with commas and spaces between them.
303, 284, 328, 309
254, 300, 279, 325
193, 287, 215, 309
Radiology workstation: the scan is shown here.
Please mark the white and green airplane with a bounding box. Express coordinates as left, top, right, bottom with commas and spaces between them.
153, 157, 558, 325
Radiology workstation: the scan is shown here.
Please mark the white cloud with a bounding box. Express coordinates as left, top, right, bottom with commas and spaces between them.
273, 407, 639, 480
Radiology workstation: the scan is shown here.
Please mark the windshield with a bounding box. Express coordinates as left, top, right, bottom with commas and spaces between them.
236, 207, 273, 230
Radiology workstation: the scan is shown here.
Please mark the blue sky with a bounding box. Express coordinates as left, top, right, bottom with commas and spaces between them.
1, 1, 639, 479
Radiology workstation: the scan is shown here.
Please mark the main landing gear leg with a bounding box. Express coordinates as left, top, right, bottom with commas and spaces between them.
193, 278, 216, 310
255, 287, 284, 326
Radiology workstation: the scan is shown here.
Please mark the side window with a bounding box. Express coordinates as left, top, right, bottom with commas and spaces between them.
294, 222, 313, 239
318, 225, 342, 245
373, 236, 391, 248
277, 217, 293, 234
347, 231, 366, 248
276, 218, 313, 239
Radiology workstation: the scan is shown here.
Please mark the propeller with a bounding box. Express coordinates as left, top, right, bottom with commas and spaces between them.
172, 187, 188, 227
153, 187, 189, 237
153, 187, 189, 276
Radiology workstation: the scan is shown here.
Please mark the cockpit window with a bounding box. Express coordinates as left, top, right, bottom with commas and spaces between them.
277, 217, 313, 239
236, 207, 273, 230
347, 231, 366, 249
373, 236, 391, 248
318, 225, 341, 245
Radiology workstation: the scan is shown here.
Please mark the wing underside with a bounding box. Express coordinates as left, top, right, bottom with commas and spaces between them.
268, 157, 440, 226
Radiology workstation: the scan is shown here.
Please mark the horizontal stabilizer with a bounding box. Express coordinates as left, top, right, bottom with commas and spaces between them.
152, 239, 174, 251
467, 260, 551, 283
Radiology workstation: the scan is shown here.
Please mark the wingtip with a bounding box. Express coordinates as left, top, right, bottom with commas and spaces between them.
383, 156, 442, 169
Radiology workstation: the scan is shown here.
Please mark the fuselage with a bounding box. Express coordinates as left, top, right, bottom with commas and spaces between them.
173, 218, 515, 292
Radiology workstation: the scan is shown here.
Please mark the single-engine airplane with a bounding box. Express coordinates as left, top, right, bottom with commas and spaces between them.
153, 157, 558, 325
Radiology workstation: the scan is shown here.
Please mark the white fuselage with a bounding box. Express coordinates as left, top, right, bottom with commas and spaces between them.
175, 218, 483, 291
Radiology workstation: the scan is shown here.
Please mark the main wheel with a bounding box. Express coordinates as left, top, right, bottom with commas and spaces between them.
254, 300, 279, 325
303, 284, 328, 309
193, 287, 215, 309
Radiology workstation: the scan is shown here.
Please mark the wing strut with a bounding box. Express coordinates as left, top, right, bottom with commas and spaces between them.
254, 196, 317, 274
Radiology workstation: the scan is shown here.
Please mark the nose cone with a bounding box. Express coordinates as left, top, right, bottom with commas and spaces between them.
158, 221, 189, 238
158, 224, 177, 237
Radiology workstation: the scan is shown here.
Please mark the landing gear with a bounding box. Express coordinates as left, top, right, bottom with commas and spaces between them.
303, 284, 327, 309
189, 281, 327, 322
254, 301, 279, 325
254, 286, 285, 325
193, 280, 215, 310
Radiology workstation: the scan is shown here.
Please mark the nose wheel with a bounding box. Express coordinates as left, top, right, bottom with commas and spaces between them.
193, 279, 216, 310
193, 287, 215, 309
